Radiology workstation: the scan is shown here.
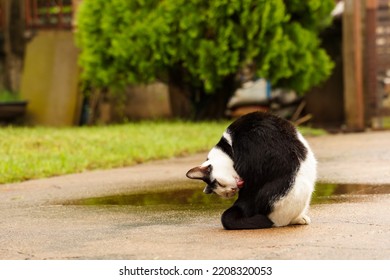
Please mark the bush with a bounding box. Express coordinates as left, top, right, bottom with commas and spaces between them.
76, 0, 334, 117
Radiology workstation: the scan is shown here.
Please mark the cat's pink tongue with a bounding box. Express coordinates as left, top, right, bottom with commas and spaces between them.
236, 178, 244, 189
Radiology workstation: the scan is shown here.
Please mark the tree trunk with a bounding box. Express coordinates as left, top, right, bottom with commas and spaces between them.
193, 74, 236, 120
168, 67, 236, 120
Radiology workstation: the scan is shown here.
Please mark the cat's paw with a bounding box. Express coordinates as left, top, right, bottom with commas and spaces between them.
291, 214, 311, 225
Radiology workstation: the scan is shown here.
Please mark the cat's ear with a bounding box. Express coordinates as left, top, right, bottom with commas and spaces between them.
186, 165, 212, 180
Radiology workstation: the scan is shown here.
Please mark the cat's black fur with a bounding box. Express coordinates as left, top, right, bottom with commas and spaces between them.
186, 112, 316, 230
221, 113, 306, 229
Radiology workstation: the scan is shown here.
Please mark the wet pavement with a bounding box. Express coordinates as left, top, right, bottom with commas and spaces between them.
0, 131, 390, 259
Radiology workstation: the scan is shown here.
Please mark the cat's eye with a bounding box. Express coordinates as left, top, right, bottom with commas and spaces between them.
215, 180, 225, 188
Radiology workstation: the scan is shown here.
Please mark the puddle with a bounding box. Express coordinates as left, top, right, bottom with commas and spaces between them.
63, 181, 233, 212
64, 182, 390, 208
60, 182, 390, 228
65, 184, 231, 210
312, 183, 390, 204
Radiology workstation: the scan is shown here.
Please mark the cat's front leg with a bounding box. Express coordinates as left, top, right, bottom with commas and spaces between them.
221, 205, 274, 230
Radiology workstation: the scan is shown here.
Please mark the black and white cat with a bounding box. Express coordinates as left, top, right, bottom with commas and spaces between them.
186, 112, 316, 230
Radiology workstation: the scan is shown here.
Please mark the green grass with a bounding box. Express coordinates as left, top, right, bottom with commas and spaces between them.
0, 121, 230, 184
297, 126, 327, 137
0, 121, 326, 184
0, 90, 21, 102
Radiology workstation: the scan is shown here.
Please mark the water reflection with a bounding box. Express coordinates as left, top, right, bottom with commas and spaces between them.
64, 182, 390, 208
312, 183, 390, 204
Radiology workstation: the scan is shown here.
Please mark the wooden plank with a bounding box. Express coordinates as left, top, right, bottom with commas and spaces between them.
343, 0, 365, 131
365, 0, 379, 126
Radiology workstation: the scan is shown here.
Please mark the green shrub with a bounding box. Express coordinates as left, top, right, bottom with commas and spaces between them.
76, 0, 334, 102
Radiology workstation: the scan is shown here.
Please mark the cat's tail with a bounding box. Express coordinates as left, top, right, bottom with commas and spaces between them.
221, 206, 273, 230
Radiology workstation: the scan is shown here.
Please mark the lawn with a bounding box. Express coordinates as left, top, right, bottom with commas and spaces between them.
0, 121, 325, 184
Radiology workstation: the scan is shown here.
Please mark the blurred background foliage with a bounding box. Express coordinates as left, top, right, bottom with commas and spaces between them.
76, 0, 334, 117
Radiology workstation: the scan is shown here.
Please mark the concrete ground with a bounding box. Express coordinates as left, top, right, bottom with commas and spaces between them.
0, 131, 389, 260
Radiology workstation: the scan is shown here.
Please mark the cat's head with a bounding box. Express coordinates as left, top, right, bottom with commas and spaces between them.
186, 147, 244, 198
